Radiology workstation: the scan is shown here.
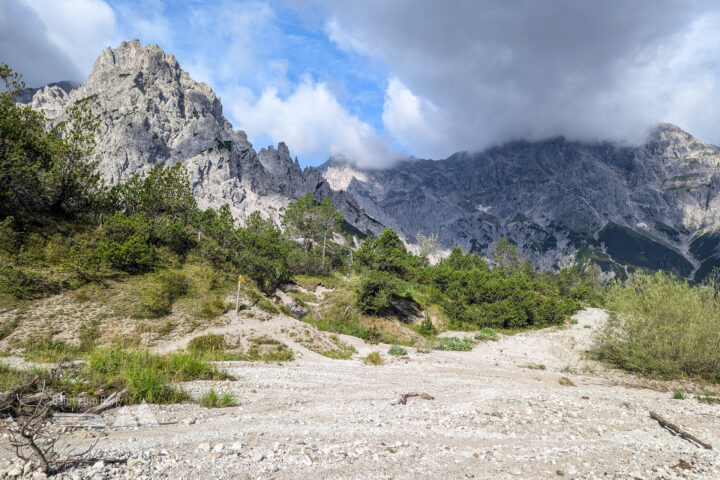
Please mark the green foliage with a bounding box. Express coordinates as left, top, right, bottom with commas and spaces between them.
282, 192, 345, 273
188, 334, 228, 353
110, 163, 196, 221
596, 271, 720, 382
98, 234, 156, 274
136, 270, 190, 317
0, 266, 61, 300
237, 212, 291, 292
388, 345, 407, 356
598, 222, 693, 277
474, 327, 499, 341
417, 315, 437, 337
435, 337, 474, 351
672, 390, 685, 400
356, 270, 403, 314
363, 351, 383, 365
355, 228, 416, 276
86, 348, 225, 404
201, 388, 237, 408
421, 245, 583, 329
0, 64, 103, 221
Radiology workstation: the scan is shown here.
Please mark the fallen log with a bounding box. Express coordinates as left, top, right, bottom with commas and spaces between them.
0, 375, 39, 413
394, 392, 434, 405
84, 389, 127, 415
650, 411, 712, 449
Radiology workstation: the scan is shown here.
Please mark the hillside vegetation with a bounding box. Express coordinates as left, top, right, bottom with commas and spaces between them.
3, 61, 720, 413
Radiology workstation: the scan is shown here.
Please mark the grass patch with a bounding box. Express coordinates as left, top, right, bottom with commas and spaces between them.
363, 351, 383, 365
201, 388, 237, 408
696, 393, 720, 404
672, 389, 685, 400
434, 336, 474, 351
188, 333, 294, 362
0, 364, 34, 391
524, 363, 547, 370
246, 289, 278, 313
474, 327, 498, 342
0, 317, 20, 341
303, 335, 356, 360
595, 272, 720, 383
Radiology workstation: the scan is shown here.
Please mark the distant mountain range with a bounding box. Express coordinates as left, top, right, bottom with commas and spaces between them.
20, 40, 720, 280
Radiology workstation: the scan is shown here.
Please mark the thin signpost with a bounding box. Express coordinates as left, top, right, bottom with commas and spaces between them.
236, 275, 245, 314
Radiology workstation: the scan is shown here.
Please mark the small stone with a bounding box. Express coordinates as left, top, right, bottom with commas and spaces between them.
31, 471, 47, 480
92, 460, 105, 471
230, 441, 244, 451
7, 467, 22, 478
213, 443, 225, 452
127, 458, 141, 467
302, 455, 313, 466
197, 443, 211, 453
252, 453, 265, 463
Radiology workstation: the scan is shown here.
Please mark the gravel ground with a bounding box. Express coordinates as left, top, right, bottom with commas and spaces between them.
1, 308, 719, 479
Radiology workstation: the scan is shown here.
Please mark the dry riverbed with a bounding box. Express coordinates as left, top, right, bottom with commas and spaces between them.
1, 308, 719, 479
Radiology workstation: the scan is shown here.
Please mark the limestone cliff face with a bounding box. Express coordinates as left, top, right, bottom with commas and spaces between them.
21, 39, 380, 234
320, 125, 720, 279
22, 39, 720, 278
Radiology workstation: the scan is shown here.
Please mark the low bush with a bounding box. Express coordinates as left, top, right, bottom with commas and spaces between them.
388, 345, 407, 356
417, 315, 437, 337
363, 351, 383, 365
136, 270, 190, 318
434, 337, 474, 351
474, 327, 498, 341
595, 272, 720, 383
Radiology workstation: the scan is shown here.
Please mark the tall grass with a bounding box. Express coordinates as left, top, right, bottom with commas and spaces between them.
596, 271, 720, 382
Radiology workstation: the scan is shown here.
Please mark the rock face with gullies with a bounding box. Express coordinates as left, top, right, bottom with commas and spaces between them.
20, 39, 381, 234
320, 124, 720, 280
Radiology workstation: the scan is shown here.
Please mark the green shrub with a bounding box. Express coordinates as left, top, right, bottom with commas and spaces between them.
435, 337, 474, 351
596, 272, 720, 383
99, 234, 156, 274
417, 315, 437, 337
0, 266, 61, 300
137, 270, 190, 318
363, 351, 383, 365
388, 345, 407, 356
672, 390, 685, 400
474, 327, 498, 341
356, 270, 403, 314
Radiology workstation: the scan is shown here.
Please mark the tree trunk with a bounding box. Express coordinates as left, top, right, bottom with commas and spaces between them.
322, 231, 327, 267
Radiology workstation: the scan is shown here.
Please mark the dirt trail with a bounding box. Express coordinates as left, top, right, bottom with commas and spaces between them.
2, 308, 719, 479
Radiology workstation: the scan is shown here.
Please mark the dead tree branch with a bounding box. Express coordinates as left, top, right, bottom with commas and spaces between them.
650, 411, 712, 449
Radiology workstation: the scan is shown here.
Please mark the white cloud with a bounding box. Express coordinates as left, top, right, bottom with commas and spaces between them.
316, 0, 720, 155
382, 78, 452, 158
0, 0, 82, 86
24, 0, 120, 77
227, 76, 400, 168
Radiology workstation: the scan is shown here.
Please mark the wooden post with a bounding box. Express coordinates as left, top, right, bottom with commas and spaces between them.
236, 275, 244, 315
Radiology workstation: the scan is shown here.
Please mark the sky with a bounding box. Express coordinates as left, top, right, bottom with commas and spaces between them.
2, 0, 720, 168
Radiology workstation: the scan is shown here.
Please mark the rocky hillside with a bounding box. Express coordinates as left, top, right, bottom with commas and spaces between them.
19, 39, 381, 235
322, 126, 720, 280
21, 39, 720, 279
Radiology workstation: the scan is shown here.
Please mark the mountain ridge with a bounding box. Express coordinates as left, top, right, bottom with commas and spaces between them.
20, 39, 720, 279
